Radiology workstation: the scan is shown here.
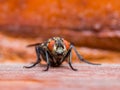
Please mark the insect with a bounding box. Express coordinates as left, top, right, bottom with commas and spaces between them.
24, 37, 101, 71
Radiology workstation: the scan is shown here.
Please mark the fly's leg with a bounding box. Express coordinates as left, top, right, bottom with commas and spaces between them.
59, 47, 77, 71
71, 45, 101, 65
68, 50, 77, 71
24, 46, 41, 68
43, 50, 50, 71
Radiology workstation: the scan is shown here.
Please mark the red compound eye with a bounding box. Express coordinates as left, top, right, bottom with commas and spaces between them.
48, 40, 55, 51
63, 39, 70, 50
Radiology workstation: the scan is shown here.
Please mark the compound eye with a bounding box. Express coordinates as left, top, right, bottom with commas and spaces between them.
48, 40, 55, 51
63, 40, 70, 50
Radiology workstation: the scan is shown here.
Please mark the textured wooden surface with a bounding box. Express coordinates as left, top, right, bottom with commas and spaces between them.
0, 63, 120, 90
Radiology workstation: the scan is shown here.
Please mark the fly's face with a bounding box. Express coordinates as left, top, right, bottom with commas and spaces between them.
53, 39, 65, 56
47, 37, 70, 56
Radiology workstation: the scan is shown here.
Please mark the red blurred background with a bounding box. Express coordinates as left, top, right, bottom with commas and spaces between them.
0, 0, 120, 63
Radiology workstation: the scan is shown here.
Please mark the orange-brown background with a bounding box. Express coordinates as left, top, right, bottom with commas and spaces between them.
0, 0, 120, 63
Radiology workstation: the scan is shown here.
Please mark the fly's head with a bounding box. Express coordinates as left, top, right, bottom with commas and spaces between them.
47, 37, 70, 57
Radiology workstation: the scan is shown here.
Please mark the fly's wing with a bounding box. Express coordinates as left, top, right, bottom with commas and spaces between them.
27, 43, 42, 47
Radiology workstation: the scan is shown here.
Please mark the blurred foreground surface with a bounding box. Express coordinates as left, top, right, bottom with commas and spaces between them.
0, 64, 120, 90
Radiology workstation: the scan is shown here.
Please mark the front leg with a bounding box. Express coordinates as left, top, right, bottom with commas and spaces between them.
58, 46, 77, 71
59, 46, 72, 64
43, 50, 50, 71
68, 50, 77, 71
24, 46, 41, 68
